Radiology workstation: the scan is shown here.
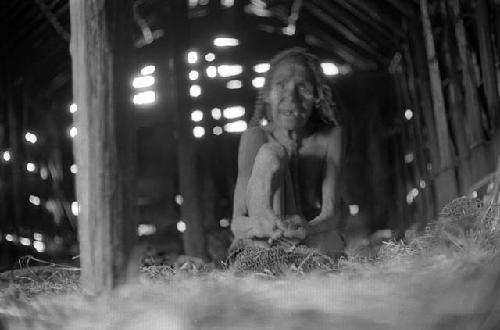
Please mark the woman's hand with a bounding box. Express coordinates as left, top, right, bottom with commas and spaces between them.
281, 215, 308, 242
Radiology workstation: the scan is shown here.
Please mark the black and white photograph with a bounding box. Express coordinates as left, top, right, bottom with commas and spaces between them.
1, 0, 500, 328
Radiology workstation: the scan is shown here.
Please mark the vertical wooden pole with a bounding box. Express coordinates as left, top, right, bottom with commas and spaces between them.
69, 0, 136, 293
476, 0, 500, 132
449, 0, 484, 148
439, 0, 472, 193
406, 20, 439, 217
169, 0, 208, 260
420, 0, 458, 208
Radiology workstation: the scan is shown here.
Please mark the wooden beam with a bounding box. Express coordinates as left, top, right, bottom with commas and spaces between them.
303, 4, 387, 66
347, 0, 405, 38
382, 0, 419, 18
438, 0, 471, 193
334, 0, 402, 43
313, 0, 396, 55
69, 0, 136, 293
401, 36, 436, 222
476, 0, 500, 132
419, 0, 452, 169
169, 0, 208, 260
303, 21, 378, 70
420, 0, 458, 208
448, 0, 484, 148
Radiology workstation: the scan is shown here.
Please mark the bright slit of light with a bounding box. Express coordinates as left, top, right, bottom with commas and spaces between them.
213, 37, 239, 47
349, 204, 359, 216
40, 166, 49, 180
132, 75, 155, 89
190, 85, 202, 97
226, 80, 242, 89
20, 237, 31, 246
193, 126, 205, 138
69, 103, 77, 114
206, 66, 217, 78
282, 25, 296, 35
26, 162, 36, 172
34, 233, 43, 241
133, 91, 156, 105
34, 241, 46, 253
70, 164, 77, 174
252, 77, 265, 88
217, 65, 243, 77
29, 195, 41, 206
25, 132, 38, 144
404, 152, 414, 164
223, 106, 245, 119
175, 194, 184, 205
321, 62, 339, 76
187, 51, 199, 64
140, 65, 156, 75
253, 63, 270, 73
211, 108, 222, 120
213, 126, 223, 135
177, 220, 186, 232
5, 234, 14, 242
137, 224, 157, 236
71, 201, 79, 216
69, 126, 77, 138
205, 53, 216, 62
3, 151, 11, 162
224, 120, 247, 133
221, 0, 234, 8
191, 110, 203, 122
189, 70, 199, 81
219, 218, 230, 228
405, 109, 414, 120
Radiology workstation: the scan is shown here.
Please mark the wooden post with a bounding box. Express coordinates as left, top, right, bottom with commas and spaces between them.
476, 0, 500, 132
169, 0, 208, 260
420, 0, 458, 208
439, 0, 472, 193
69, 0, 136, 293
449, 0, 484, 148
406, 20, 439, 217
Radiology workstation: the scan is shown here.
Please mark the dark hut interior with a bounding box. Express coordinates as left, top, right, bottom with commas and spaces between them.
1, 0, 499, 279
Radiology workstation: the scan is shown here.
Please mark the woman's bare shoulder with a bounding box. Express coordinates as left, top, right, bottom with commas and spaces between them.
240, 126, 269, 147
313, 125, 342, 144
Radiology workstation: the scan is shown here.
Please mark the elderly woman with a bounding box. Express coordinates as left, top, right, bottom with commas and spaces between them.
231, 48, 346, 258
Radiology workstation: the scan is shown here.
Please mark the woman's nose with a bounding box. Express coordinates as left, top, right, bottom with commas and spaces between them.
283, 81, 301, 100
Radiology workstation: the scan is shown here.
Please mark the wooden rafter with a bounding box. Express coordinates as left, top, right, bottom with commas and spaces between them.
302, 17, 379, 70
382, 0, 419, 18
312, 0, 396, 55
304, 2, 387, 65
347, 0, 404, 39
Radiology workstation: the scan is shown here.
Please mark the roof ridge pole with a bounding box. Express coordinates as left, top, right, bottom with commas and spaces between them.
419, 0, 458, 208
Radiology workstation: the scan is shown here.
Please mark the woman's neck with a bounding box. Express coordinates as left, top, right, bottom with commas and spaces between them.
269, 124, 305, 154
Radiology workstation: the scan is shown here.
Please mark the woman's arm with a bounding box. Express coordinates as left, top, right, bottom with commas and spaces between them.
232, 127, 267, 218
307, 126, 344, 235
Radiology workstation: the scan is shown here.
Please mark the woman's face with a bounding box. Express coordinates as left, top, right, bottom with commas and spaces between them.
267, 58, 315, 130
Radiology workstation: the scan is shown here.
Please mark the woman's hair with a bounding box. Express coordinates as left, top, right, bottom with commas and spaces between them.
250, 47, 342, 128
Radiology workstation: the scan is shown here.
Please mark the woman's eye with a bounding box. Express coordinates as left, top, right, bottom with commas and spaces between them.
275, 81, 285, 89
298, 84, 313, 97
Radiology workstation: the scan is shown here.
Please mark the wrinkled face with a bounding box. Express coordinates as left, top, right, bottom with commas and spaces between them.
266, 58, 316, 130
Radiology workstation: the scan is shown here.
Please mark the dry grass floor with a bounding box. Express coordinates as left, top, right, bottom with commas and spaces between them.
1, 197, 500, 329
